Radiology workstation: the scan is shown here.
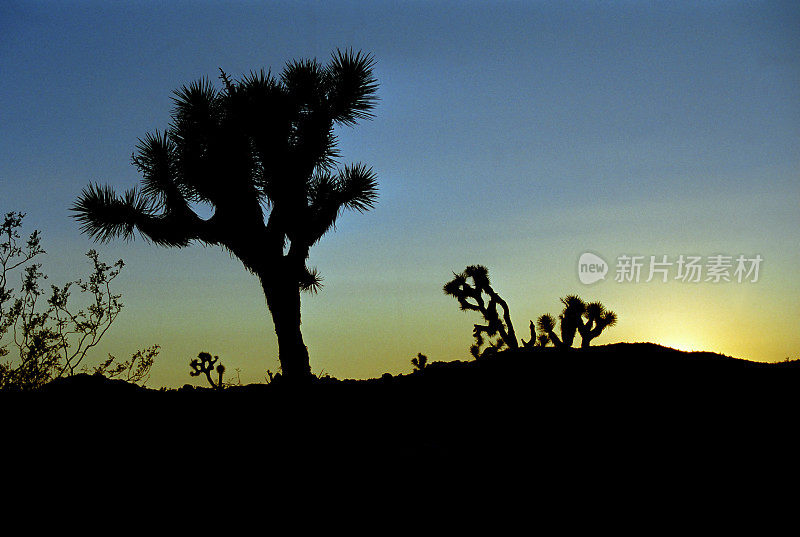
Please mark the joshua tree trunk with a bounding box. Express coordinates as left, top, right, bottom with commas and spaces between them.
493, 293, 519, 349
545, 328, 566, 349
580, 326, 603, 348
261, 274, 312, 383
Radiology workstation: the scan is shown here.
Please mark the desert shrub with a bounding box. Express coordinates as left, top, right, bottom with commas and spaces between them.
0, 211, 159, 390
91, 344, 160, 385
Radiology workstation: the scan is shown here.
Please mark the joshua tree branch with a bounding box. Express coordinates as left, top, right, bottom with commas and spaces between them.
522, 320, 536, 347
487, 290, 518, 349
72, 184, 221, 248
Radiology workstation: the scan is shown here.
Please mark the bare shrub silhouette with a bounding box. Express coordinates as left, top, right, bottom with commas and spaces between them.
72, 49, 379, 384
444, 265, 518, 358
91, 344, 160, 385
0, 211, 158, 390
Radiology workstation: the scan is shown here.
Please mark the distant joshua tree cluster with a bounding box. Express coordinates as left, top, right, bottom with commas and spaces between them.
51, 45, 621, 387
444, 264, 617, 359
533, 295, 617, 350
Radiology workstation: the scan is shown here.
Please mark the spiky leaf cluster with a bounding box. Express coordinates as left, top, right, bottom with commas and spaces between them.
72, 49, 380, 290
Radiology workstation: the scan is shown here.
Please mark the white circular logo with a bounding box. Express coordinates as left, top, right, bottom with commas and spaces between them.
578, 252, 608, 284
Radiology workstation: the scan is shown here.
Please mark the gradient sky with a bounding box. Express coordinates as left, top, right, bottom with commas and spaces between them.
2, 0, 798, 388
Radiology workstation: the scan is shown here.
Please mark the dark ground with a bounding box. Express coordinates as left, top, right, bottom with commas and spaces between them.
5, 343, 800, 486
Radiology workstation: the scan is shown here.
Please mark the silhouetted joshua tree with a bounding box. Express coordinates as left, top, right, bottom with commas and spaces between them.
521, 320, 549, 348
190, 352, 225, 390
411, 352, 428, 372
537, 295, 617, 349
536, 314, 566, 349
444, 265, 518, 358
537, 334, 550, 347
72, 49, 379, 384
575, 299, 617, 348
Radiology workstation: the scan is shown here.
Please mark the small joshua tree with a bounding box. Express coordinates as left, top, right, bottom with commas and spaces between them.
537, 295, 617, 349
537, 314, 567, 349
521, 321, 535, 348
536, 333, 549, 347
559, 295, 585, 347
190, 351, 225, 389
577, 300, 617, 347
411, 352, 428, 372
444, 265, 518, 359
521, 320, 550, 348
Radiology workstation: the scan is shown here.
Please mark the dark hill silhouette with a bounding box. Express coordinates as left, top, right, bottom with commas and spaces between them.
28, 342, 800, 409
6, 342, 800, 476
27, 341, 800, 396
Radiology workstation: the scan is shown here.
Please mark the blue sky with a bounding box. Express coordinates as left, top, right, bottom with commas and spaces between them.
2, 1, 798, 387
